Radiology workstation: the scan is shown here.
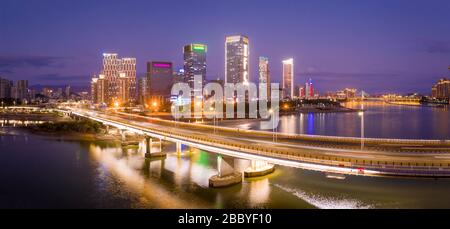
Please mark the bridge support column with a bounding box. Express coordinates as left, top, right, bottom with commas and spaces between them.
105, 125, 109, 134
209, 155, 242, 188
120, 129, 126, 142
244, 160, 275, 178
176, 141, 182, 155
144, 136, 166, 159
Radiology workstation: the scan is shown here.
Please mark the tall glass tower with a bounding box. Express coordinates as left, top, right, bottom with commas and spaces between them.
183, 44, 207, 88
282, 58, 294, 99
258, 56, 270, 99
225, 35, 249, 85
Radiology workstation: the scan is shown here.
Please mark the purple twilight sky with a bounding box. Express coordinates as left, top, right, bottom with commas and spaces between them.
1, 0, 450, 94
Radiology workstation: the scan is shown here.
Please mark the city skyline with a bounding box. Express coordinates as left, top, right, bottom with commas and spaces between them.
1, 0, 450, 94
1, 0, 450, 217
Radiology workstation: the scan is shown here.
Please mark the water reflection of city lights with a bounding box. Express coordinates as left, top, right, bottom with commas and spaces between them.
274, 184, 372, 209
87, 144, 206, 208
248, 179, 270, 205
1, 119, 44, 127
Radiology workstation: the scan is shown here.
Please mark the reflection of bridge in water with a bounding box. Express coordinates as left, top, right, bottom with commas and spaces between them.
52, 107, 450, 186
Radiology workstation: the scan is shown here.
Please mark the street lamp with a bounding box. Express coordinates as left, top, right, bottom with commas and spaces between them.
269, 108, 278, 142
171, 105, 177, 126
209, 107, 216, 133
358, 109, 365, 150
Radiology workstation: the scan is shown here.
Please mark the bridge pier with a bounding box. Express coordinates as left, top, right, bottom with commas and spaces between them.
176, 142, 182, 155
209, 155, 242, 188
244, 160, 275, 178
119, 129, 126, 142
144, 136, 165, 158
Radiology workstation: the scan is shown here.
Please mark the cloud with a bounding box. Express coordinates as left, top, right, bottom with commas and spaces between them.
422, 40, 450, 54
0, 55, 69, 73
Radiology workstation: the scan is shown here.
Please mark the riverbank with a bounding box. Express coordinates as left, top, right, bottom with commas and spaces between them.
0, 112, 66, 122
386, 101, 449, 109
283, 106, 359, 114
27, 121, 143, 142
0, 112, 144, 143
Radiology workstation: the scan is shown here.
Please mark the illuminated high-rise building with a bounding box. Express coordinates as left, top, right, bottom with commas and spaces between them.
304, 78, 314, 99
299, 86, 305, 98
119, 57, 137, 104
16, 80, 29, 101
147, 61, 174, 104
102, 53, 120, 102
91, 77, 98, 103
258, 57, 270, 99
432, 78, 450, 99
282, 58, 294, 99
91, 53, 136, 106
183, 44, 207, 88
137, 77, 149, 105
225, 35, 249, 85
91, 74, 106, 104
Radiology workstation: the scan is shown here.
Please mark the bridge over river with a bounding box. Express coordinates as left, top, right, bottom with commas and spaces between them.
56, 107, 450, 185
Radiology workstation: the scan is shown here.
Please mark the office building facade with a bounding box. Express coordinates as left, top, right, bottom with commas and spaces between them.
91, 53, 136, 106
147, 61, 174, 104
258, 56, 270, 99
0, 77, 12, 99
432, 78, 450, 99
225, 35, 249, 85
183, 44, 207, 88
282, 58, 294, 99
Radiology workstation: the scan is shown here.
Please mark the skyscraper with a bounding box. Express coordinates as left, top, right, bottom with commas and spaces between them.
0, 77, 12, 99
91, 74, 106, 104
118, 57, 137, 105
225, 35, 249, 85
258, 57, 270, 99
304, 78, 314, 99
299, 86, 305, 98
147, 61, 174, 104
91, 77, 98, 103
91, 53, 136, 106
11, 80, 28, 101
183, 44, 207, 88
102, 53, 120, 102
282, 58, 294, 99
137, 77, 149, 105
432, 78, 450, 99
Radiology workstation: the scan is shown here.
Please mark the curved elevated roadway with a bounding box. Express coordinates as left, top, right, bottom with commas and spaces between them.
64, 108, 450, 178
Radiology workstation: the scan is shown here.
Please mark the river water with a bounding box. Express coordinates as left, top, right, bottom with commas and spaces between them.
218, 101, 449, 139
0, 102, 449, 209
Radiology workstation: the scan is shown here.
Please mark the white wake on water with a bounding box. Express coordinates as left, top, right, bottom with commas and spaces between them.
274, 184, 373, 209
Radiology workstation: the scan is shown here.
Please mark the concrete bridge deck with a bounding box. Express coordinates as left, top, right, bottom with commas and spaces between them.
63, 108, 450, 178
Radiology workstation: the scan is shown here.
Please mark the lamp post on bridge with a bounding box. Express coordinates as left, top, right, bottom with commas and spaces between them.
358, 101, 365, 150
269, 108, 279, 143
209, 106, 216, 134
171, 105, 177, 127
